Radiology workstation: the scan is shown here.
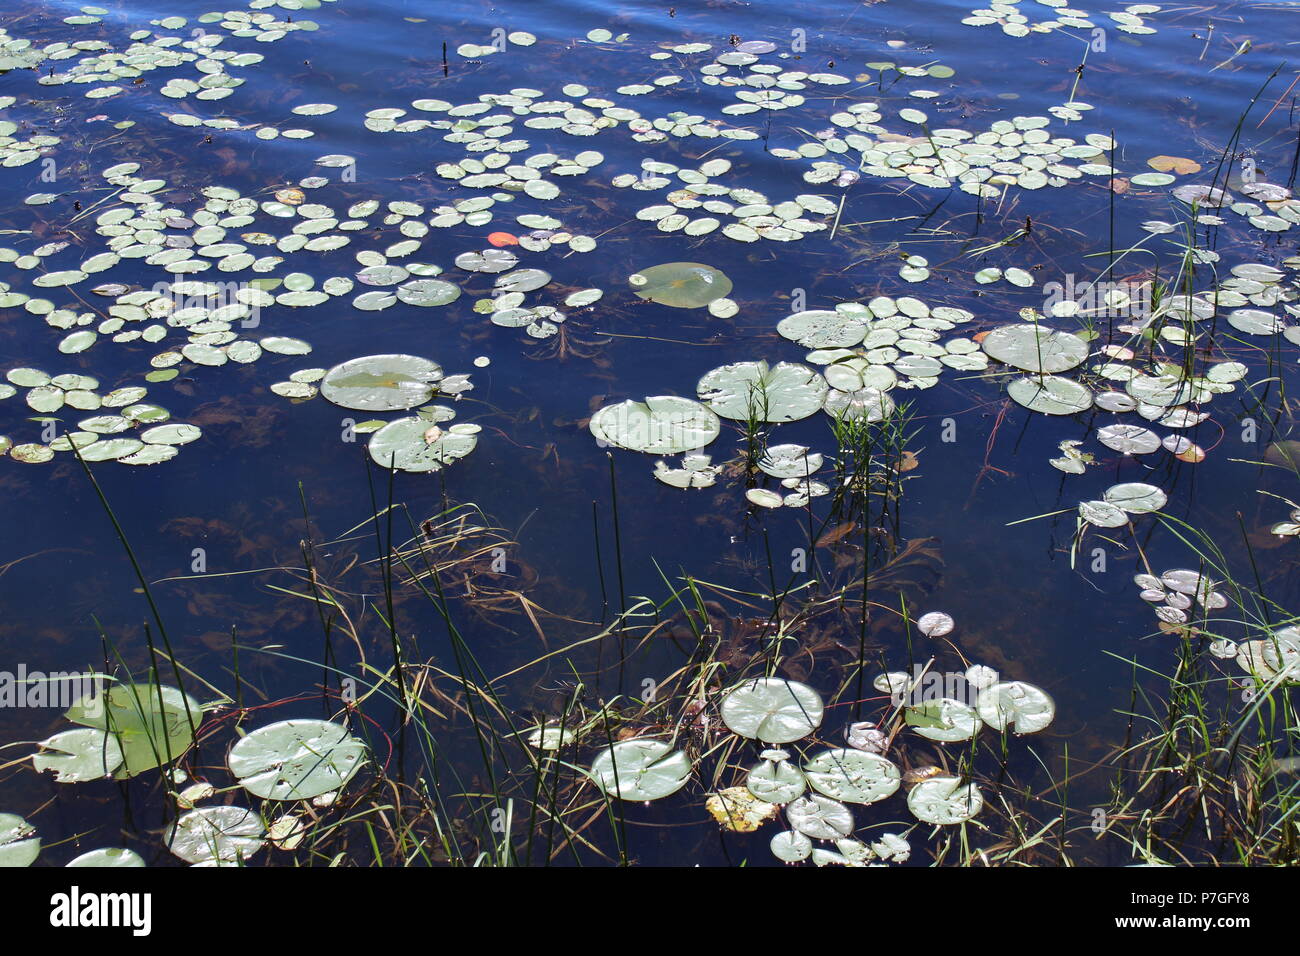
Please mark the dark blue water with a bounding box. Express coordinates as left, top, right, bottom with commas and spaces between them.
1, 0, 1298, 866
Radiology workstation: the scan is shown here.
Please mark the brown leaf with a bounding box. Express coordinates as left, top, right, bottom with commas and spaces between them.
1148, 155, 1202, 174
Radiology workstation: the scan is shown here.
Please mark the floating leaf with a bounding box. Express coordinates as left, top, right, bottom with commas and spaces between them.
228, 719, 367, 801
696, 361, 828, 422
320, 355, 443, 411
588, 739, 690, 801
166, 806, 264, 866
720, 677, 824, 743
590, 396, 720, 453
629, 262, 732, 308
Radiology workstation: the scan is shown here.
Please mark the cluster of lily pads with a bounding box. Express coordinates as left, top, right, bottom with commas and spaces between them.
583, 664, 1053, 865
15, 680, 367, 866
961, 1, 1160, 39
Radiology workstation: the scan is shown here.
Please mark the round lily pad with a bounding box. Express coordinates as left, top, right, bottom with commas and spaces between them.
589, 738, 691, 801
66, 848, 145, 868
368, 418, 479, 472
696, 361, 828, 422
907, 775, 983, 824
982, 324, 1088, 373
32, 728, 124, 782
590, 396, 720, 453
720, 677, 824, 744
0, 814, 39, 867
228, 719, 367, 801
166, 806, 264, 865
801, 748, 900, 804
629, 262, 732, 308
976, 681, 1055, 734
320, 354, 444, 411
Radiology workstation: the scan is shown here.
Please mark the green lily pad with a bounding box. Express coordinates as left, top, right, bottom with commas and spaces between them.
367, 418, 479, 473
982, 324, 1088, 373
696, 361, 828, 422
590, 396, 720, 453
720, 677, 824, 743
166, 806, 264, 866
802, 749, 900, 804
320, 354, 444, 411
907, 775, 983, 824
227, 719, 367, 801
976, 681, 1055, 734
0, 814, 39, 867
66, 848, 146, 868
65, 683, 201, 779
589, 739, 691, 801
32, 728, 124, 782
629, 262, 732, 308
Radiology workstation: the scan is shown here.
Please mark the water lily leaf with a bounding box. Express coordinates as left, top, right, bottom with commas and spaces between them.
1097, 424, 1160, 455
777, 309, 866, 348
982, 324, 1088, 373
906, 698, 981, 742
746, 757, 807, 804
166, 806, 264, 866
1148, 155, 1201, 174
696, 361, 828, 422
976, 681, 1055, 734
706, 787, 778, 831
228, 719, 367, 801
1104, 481, 1167, 514
320, 354, 443, 411
770, 829, 812, 862
786, 794, 853, 839
907, 775, 983, 824
1008, 375, 1092, 415
588, 739, 690, 801
66, 683, 201, 779
32, 728, 123, 782
823, 386, 895, 422
590, 396, 720, 453
629, 262, 732, 308
368, 419, 479, 472
720, 677, 824, 743
66, 848, 145, 867
0, 814, 39, 867
802, 749, 900, 804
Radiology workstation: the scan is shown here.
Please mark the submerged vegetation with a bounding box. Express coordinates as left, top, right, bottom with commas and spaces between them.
0, 0, 1297, 870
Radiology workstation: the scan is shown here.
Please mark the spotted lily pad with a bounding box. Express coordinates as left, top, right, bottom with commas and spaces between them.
801, 749, 900, 804
65, 683, 201, 779
629, 262, 732, 308
720, 677, 824, 744
590, 396, 720, 453
166, 806, 265, 866
589, 738, 691, 801
227, 719, 367, 801
696, 361, 828, 422
320, 354, 444, 411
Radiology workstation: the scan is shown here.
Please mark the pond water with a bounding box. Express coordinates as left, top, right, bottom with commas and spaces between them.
0, 0, 1298, 868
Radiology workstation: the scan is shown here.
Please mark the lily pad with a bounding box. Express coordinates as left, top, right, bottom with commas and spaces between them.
368, 418, 479, 472
629, 262, 732, 308
590, 396, 720, 453
719, 677, 824, 743
589, 738, 691, 801
907, 775, 984, 824
65, 683, 201, 779
801, 749, 900, 804
166, 806, 265, 866
982, 324, 1088, 373
696, 361, 828, 422
32, 728, 124, 782
0, 814, 39, 867
320, 354, 443, 411
976, 681, 1055, 734
228, 719, 368, 801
